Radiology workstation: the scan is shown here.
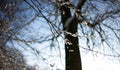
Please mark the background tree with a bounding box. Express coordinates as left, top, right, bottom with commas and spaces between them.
0, 0, 38, 47
26, 65, 37, 70
0, 46, 38, 70
0, 0, 38, 69
0, 46, 26, 70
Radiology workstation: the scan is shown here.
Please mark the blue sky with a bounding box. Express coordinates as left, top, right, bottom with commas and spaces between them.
11, 0, 120, 70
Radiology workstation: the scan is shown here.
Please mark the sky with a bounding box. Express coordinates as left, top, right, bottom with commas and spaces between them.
20, 16, 120, 70
82, 53, 120, 70
25, 45, 120, 70
17, 1, 120, 70
1, 0, 120, 70
23, 16, 120, 70
25, 52, 120, 70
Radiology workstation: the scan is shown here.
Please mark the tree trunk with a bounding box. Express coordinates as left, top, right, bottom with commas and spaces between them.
60, 1, 82, 70
65, 17, 82, 70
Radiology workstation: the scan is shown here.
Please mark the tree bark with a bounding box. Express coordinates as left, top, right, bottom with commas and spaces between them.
60, 1, 82, 70
65, 17, 82, 70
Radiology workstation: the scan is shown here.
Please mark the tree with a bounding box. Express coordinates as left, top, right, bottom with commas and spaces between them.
0, 46, 38, 70
26, 65, 37, 70
1, 0, 120, 70
59, 0, 85, 69
23, 0, 120, 70
0, 46, 26, 70
0, 0, 37, 69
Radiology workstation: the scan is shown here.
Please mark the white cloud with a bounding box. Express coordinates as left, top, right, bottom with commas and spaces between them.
82, 52, 120, 70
